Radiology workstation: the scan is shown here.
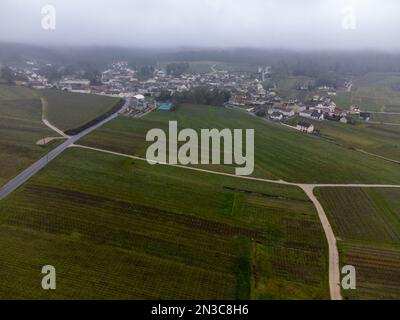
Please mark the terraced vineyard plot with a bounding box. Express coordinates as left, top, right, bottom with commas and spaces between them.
359, 96, 386, 112
316, 187, 400, 299
348, 73, 400, 112
79, 104, 400, 184
335, 91, 353, 109
40, 89, 120, 132
370, 113, 400, 124
0, 85, 56, 186
341, 242, 400, 300
274, 76, 315, 100
384, 104, 400, 113
287, 115, 400, 161
316, 188, 400, 243
0, 85, 36, 100
0, 148, 329, 299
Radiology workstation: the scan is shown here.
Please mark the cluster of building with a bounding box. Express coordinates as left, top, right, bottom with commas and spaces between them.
250, 93, 371, 134
9, 60, 373, 131
11, 60, 274, 108
93, 62, 273, 100
12, 61, 49, 89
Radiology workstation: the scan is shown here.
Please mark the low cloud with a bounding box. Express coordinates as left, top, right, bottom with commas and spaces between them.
0, 0, 399, 50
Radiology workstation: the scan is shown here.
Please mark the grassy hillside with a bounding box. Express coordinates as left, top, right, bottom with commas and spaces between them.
0, 147, 329, 299
336, 73, 400, 112
274, 76, 315, 100
40, 89, 120, 132
286, 115, 400, 162
0, 85, 57, 186
316, 187, 400, 300
80, 104, 400, 184
370, 113, 400, 124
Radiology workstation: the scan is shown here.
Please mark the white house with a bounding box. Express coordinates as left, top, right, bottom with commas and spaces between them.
296, 122, 314, 133
270, 112, 283, 121
268, 107, 295, 117
133, 94, 145, 100
59, 79, 91, 93
311, 111, 324, 121
350, 105, 361, 114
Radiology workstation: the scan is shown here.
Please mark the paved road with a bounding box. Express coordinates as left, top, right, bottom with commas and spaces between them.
0, 99, 129, 201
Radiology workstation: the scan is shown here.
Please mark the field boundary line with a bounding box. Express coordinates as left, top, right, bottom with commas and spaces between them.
40, 97, 70, 138
300, 185, 342, 300
70, 144, 400, 189
356, 149, 400, 165
70, 144, 296, 185
369, 111, 400, 115
368, 121, 400, 126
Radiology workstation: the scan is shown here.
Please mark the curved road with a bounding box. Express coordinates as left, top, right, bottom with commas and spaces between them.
301, 185, 341, 300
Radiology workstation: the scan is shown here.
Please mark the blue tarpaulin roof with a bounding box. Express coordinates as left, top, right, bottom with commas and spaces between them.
159, 102, 172, 110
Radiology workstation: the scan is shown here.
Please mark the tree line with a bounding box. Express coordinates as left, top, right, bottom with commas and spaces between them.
173, 86, 231, 107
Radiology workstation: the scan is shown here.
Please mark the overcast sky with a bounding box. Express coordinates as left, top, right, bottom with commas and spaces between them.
0, 0, 399, 50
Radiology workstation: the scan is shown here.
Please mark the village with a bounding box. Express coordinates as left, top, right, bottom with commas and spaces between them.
8, 60, 372, 131
244, 91, 371, 135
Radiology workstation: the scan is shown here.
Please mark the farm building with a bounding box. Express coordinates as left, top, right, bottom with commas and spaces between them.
59, 79, 91, 93
296, 122, 314, 133
270, 112, 283, 121
268, 107, 295, 117
311, 110, 324, 121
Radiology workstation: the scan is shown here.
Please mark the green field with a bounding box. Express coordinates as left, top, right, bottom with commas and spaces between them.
40, 89, 120, 132
0, 147, 329, 299
0, 85, 57, 186
79, 104, 400, 184
286, 115, 400, 162
159, 61, 216, 74
336, 73, 400, 112
215, 63, 259, 73
188, 61, 216, 74
335, 91, 353, 109
274, 76, 315, 100
315, 187, 400, 300
370, 113, 400, 124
